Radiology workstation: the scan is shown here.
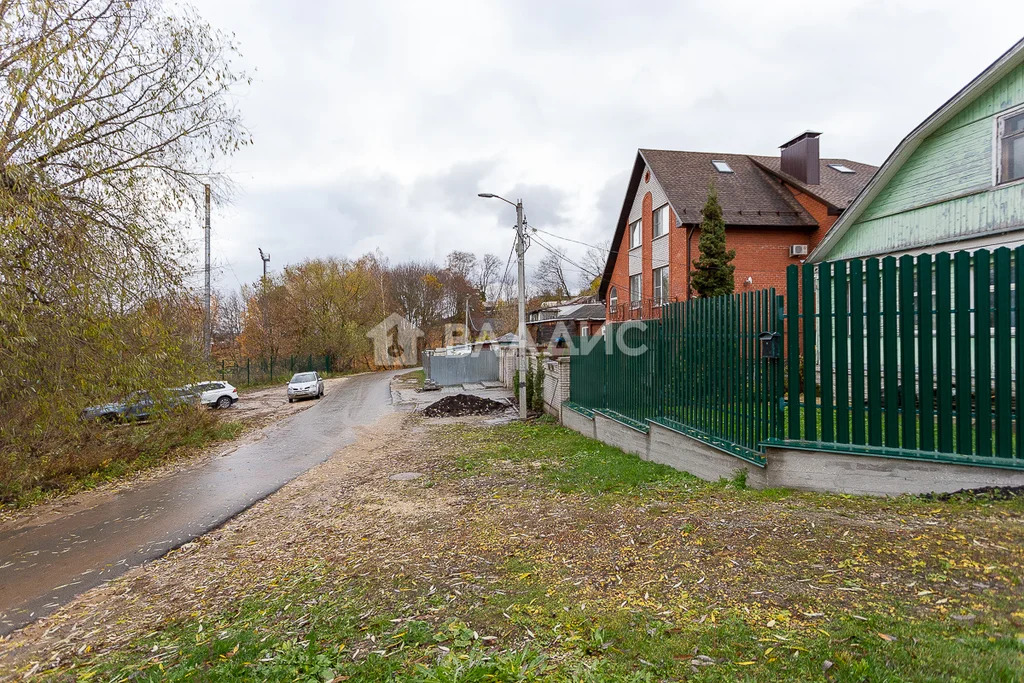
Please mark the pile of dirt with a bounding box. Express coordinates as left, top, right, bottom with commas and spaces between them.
922, 485, 1024, 502
422, 393, 508, 417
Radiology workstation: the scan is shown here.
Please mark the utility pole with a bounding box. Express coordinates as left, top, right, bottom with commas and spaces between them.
203, 184, 211, 360
258, 247, 271, 359
259, 247, 270, 280
478, 192, 530, 420
515, 199, 527, 420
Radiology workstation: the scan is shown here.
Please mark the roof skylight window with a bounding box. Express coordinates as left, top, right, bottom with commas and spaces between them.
711, 160, 733, 173
828, 163, 856, 173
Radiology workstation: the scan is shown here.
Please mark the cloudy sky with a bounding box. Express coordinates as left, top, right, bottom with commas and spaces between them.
187, 0, 1024, 295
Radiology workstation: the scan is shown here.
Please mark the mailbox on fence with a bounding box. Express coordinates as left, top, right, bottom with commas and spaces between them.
759, 331, 781, 360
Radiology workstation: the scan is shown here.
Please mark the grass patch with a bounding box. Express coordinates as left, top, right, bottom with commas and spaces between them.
397, 368, 426, 388
42, 560, 1024, 682
445, 417, 698, 497
0, 409, 243, 509
23, 416, 1024, 681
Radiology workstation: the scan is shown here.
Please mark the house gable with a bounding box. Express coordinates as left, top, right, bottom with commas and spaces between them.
810, 38, 1024, 262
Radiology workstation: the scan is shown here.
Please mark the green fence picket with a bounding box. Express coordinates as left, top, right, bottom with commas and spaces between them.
866, 258, 883, 446
820, 262, 834, 442
898, 254, 917, 450
953, 250, 973, 455
935, 253, 954, 453
786, 266, 800, 439
974, 249, 993, 458
834, 261, 850, 443
802, 263, 817, 442
994, 248, 1012, 458
917, 253, 935, 452
1016, 246, 1024, 460
849, 260, 866, 445
881, 257, 899, 447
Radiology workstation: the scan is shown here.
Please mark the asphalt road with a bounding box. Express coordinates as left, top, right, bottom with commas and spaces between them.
0, 371, 396, 636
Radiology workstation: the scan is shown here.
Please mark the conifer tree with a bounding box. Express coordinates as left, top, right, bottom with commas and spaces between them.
690, 183, 736, 297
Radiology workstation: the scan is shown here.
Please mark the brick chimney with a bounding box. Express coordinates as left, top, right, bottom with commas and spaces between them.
780, 131, 821, 185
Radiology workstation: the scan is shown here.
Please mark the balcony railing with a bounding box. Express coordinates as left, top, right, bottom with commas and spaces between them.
608, 296, 677, 322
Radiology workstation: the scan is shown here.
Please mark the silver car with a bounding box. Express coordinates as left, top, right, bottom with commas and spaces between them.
287, 371, 324, 403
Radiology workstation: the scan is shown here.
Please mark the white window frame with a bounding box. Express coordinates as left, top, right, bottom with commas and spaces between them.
629, 274, 641, 307
652, 204, 669, 238
608, 286, 618, 314
629, 219, 642, 248
995, 103, 1024, 186
653, 266, 669, 305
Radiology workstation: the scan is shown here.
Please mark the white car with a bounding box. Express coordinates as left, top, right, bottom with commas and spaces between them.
189, 381, 238, 409
287, 371, 324, 402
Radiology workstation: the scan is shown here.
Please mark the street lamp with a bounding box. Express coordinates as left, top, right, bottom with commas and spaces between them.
479, 192, 528, 420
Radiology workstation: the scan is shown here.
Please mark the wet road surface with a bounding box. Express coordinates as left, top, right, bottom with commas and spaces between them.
0, 371, 396, 636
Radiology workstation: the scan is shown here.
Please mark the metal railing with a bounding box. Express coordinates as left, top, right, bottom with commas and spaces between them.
607, 296, 678, 322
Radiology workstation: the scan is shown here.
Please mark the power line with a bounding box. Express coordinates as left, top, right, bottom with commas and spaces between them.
531, 233, 602, 279
531, 226, 608, 253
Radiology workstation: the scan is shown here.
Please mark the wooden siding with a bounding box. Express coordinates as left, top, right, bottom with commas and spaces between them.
858, 117, 991, 223
827, 62, 1024, 261
936, 62, 1024, 136
830, 183, 1024, 258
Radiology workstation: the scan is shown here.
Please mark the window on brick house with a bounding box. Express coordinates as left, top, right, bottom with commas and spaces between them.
608, 286, 618, 314
629, 274, 641, 307
998, 108, 1024, 184
630, 219, 642, 248
652, 205, 669, 238
653, 266, 669, 305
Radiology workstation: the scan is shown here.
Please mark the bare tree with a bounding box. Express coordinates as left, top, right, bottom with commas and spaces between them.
578, 240, 611, 295
535, 248, 571, 297
473, 253, 502, 301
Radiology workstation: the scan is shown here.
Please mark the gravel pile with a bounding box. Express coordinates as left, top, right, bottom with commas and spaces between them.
423, 393, 508, 417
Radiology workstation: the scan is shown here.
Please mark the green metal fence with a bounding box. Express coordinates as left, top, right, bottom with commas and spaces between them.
568, 289, 784, 464
783, 247, 1023, 469
214, 355, 333, 387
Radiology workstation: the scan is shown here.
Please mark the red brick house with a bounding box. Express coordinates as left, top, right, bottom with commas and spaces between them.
598, 132, 876, 320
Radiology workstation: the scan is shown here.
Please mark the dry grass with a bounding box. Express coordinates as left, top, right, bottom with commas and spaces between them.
2, 414, 1022, 681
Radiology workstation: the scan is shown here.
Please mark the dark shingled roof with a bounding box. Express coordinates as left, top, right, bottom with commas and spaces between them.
749, 156, 878, 211
597, 148, 877, 298
640, 150, 816, 228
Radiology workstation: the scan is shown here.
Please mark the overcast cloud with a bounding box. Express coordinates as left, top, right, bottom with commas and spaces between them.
186, 0, 1024, 294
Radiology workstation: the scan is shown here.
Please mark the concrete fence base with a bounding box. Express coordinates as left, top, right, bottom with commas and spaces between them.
559, 407, 1024, 496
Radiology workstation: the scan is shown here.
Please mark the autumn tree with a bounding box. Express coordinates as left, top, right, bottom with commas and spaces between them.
690, 184, 736, 298
0, 0, 249, 457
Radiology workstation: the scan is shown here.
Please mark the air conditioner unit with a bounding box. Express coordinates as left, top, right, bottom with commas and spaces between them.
789, 244, 809, 257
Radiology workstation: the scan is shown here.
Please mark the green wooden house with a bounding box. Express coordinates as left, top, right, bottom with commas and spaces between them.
809, 37, 1024, 263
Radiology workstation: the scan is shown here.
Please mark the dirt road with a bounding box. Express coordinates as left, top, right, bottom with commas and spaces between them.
0, 371, 397, 636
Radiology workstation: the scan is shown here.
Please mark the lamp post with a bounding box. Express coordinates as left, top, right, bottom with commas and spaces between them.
478, 192, 528, 420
